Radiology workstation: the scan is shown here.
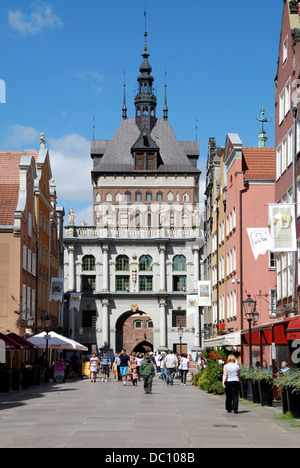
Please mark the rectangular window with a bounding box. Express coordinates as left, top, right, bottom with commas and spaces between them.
276, 255, 282, 300
139, 275, 153, 292
82, 310, 96, 328
81, 275, 96, 292
282, 138, 287, 173
285, 80, 291, 116
173, 275, 186, 291
276, 146, 281, 180
279, 90, 285, 124
288, 129, 293, 166
172, 310, 186, 327
283, 36, 288, 64
116, 275, 130, 292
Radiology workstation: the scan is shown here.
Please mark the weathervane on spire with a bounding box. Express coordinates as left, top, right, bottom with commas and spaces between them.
256, 107, 272, 148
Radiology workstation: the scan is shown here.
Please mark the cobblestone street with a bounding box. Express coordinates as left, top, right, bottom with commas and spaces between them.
0, 378, 300, 449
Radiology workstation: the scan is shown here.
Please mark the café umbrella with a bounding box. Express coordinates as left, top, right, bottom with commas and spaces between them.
28, 331, 88, 351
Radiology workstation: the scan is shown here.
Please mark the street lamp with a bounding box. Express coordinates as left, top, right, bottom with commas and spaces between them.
44, 315, 52, 382
177, 326, 184, 355
243, 295, 259, 401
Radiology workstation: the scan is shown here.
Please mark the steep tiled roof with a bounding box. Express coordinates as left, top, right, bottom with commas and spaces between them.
92, 118, 200, 174
0, 151, 38, 225
242, 147, 275, 181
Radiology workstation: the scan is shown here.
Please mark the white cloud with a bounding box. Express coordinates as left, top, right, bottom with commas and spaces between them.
74, 70, 104, 94
8, 1, 63, 35
49, 133, 93, 204
4, 124, 40, 148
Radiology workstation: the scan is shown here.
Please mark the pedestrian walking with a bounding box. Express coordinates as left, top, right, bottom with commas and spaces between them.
132, 367, 138, 386
222, 355, 240, 414
100, 352, 111, 381
165, 350, 178, 385
140, 354, 155, 394
179, 353, 189, 386
117, 349, 130, 386
89, 353, 100, 383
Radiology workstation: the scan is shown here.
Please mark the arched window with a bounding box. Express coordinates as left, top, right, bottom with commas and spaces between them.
146, 192, 152, 202
170, 211, 175, 227
82, 255, 96, 271
116, 255, 129, 271
136, 192, 142, 201
156, 192, 163, 201
173, 255, 186, 271
147, 213, 151, 227
139, 255, 153, 271
135, 212, 140, 227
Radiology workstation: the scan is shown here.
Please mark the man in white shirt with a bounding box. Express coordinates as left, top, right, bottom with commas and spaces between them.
165, 351, 178, 386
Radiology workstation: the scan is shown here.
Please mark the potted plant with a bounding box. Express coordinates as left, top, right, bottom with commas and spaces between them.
275, 371, 300, 418
254, 370, 274, 407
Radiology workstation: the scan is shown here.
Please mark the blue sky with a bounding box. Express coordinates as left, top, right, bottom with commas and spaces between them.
0, 0, 283, 224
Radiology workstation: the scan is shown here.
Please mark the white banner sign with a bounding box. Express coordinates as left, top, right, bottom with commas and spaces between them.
187, 295, 198, 317
69, 293, 82, 311
198, 281, 211, 307
269, 204, 297, 252
49, 278, 64, 302
247, 228, 271, 260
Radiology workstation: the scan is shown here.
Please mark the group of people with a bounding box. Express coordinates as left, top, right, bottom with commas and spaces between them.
88, 349, 193, 394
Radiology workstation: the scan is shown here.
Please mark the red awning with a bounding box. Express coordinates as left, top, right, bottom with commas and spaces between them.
286, 318, 300, 341
7, 333, 39, 349
242, 320, 289, 345
0, 332, 21, 349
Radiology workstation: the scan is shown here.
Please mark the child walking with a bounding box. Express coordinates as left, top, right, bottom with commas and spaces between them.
132, 367, 138, 386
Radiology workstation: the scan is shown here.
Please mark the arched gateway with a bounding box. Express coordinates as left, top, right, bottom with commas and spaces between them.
115, 310, 154, 355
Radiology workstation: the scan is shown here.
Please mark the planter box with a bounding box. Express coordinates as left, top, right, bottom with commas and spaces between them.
11, 369, 21, 391
258, 379, 273, 407
251, 381, 260, 404
0, 370, 11, 393
287, 389, 300, 419
281, 388, 289, 414
240, 378, 248, 399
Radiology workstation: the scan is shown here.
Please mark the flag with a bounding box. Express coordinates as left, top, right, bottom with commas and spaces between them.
69, 293, 82, 311
247, 228, 271, 260
198, 281, 211, 307
269, 204, 297, 252
49, 278, 64, 302
187, 295, 198, 317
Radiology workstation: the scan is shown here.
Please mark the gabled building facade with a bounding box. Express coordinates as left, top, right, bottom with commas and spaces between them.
64, 30, 204, 355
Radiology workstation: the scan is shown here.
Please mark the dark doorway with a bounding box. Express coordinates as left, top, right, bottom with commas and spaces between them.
132, 340, 153, 354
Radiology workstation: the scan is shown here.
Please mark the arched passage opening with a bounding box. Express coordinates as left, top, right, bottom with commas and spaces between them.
115, 310, 154, 355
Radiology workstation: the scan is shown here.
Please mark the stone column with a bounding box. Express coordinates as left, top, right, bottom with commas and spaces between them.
102, 245, 109, 291
102, 298, 110, 348
193, 307, 201, 349
159, 297, 167, 349
68, 246, 75, 291
159, 245, 166, 291
193, 246, 199, 291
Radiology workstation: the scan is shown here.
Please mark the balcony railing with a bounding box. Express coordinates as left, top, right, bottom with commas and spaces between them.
64, 225, 202, 239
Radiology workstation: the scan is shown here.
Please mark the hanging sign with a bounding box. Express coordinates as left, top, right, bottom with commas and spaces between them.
269, 204, 296, 252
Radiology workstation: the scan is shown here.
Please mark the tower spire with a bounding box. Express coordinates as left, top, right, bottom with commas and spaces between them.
163, 71, 168, 120
256, 107, 272, 148
122, 69, 127, 120
134, 11, 157, 131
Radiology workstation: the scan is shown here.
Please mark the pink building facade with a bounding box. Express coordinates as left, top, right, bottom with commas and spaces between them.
223, 134, 276, 340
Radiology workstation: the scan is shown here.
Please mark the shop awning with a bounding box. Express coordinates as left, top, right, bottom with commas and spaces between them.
204, 331, 241, 348
286, 317, 300, 341
7, 333, 39, 349
0, 332, 21, 349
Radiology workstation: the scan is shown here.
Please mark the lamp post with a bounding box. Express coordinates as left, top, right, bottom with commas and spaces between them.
243, 295, 259, 401
44, 315, 52, 382
177, 326, 184, 355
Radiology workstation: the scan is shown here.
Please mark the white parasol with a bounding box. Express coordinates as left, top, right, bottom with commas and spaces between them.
28, 331, 88, 351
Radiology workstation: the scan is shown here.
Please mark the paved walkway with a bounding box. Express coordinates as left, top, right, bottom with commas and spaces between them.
0, 377, 300, 449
